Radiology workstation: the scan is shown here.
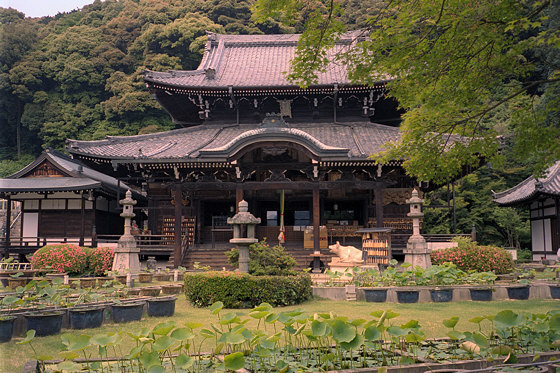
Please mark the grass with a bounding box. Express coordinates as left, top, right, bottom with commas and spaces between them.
1, 296, 558, 372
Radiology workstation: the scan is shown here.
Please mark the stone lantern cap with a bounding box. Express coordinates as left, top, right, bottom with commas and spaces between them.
406, 188, 424, 218
406, 188, 424, 205
120, 190, 136, 219
227, 200, 261, 225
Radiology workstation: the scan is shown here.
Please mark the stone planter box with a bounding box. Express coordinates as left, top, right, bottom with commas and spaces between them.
138, 272, 153, 283
153, 273, 171, 281
79, 277, 97, 288
139, 287, 161, 297
8, 277, 32, 289
161, 284, 183, 295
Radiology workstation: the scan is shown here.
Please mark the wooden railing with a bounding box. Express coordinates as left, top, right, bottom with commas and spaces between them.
1, 236, 86, 249
424, 234, 471, 242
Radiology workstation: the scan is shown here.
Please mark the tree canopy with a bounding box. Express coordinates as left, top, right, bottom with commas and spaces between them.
253, 0, 560, 182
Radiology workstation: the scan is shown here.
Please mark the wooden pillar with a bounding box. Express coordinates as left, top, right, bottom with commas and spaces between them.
79, 193, 85, 246
196, 197, 202, 244
91, 195, 97, 247
313, 185, 320, 251
4, 195, 11, 258
236, 185, 244, 212
375, 183, 384, 228
173, 186, 182, 268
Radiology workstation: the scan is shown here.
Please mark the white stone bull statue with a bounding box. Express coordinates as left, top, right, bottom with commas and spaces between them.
328, 241, 363, 263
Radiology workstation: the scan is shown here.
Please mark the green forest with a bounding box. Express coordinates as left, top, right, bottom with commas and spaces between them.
0, 0, 554, 250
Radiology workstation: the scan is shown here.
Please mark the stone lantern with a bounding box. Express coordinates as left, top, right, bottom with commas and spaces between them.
112, 190, 141, 275
228, 200, 261, 273
403, 188, 431, 268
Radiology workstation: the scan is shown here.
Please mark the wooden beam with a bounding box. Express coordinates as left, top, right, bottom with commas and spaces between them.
180, 180, 384, 191
173, 187, 182, 268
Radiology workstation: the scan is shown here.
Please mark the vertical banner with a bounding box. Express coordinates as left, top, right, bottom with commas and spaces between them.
278, 189, 285, 245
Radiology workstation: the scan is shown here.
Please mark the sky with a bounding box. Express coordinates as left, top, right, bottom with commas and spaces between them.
0, 0, 96, 18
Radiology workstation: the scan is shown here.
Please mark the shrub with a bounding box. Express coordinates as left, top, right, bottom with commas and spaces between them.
30, 244, 89, 275
184, 271, 312, 308
430, 237, 514, 274
87, 246, 115, 276
225, 239, 298, 276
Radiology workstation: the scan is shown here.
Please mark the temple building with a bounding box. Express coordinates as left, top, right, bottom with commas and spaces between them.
0, 149, 141, 259
3, 32, 446, 267
494, 160, 560, 261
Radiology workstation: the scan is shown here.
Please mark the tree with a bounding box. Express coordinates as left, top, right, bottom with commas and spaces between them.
253, 0, 560, 182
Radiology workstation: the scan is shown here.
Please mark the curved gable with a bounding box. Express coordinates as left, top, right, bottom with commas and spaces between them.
198, 126, 350, 162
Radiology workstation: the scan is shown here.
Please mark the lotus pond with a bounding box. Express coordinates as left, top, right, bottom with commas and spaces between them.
16, 301, 560, 372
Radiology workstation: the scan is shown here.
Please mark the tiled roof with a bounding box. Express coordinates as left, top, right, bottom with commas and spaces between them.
66, 122, 401, 162
2, 149, 141, 198
0, 178, 101, 193
493, 160, 560, 205
144, 31, 382, 89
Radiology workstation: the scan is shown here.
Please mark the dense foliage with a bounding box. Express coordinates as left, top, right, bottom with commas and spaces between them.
423, 155, 532, 248
0, 0, 302, 174
226, 240, 298, 276
254, 0, 560, 182
86, 246, 115, 276
430, 238, 514, 275
30, 244, 89, 275
30, 244, 115, 276
183, 271, 312, 308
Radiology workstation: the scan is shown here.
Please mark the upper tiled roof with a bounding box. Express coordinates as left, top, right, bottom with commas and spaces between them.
493, 161, 560, 205
66, 122, 401, 163
144, 31, 380, 89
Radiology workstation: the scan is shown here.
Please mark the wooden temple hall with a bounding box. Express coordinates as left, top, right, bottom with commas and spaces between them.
2, 32, 435, 268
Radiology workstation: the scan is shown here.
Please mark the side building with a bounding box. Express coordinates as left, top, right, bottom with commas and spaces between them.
0, 149, 142, 259
493, 160, 560, 261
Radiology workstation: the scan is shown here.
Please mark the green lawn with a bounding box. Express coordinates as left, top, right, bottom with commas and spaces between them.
1, 296, 558, 372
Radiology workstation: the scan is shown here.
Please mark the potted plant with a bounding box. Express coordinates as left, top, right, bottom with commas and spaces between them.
23, 280, 67, 336
0, 295, 23, 343
139, 286, 161, 297
109, 283, 145, 323
153, 268, 171, 281
138, 270, 153, 283
161, 283, 183, 295
146, 295, 177, 317
507, 279, 531, 300
8, 271, 31, 289
466, 271, 497, 301
549, 267, 560, 299
175, 266, 187, 281
112, 269, 128, 285
68, 288, 106, 330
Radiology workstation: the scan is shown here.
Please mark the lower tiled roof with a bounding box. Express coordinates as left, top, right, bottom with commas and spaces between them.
493, 160, 560, 205
66, 122, 401, 163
